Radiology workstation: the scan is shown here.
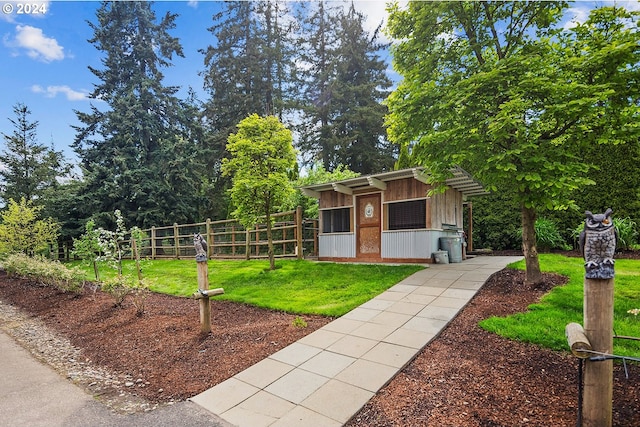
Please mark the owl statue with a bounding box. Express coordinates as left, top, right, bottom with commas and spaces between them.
194, 233, 208, 262
579, 209, 617, 279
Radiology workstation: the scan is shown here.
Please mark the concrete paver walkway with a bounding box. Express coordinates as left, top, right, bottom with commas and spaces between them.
191, 256, 521, 427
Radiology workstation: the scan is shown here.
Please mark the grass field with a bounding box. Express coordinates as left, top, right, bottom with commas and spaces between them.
480, 254, 640, 357
72, 259, 424, 317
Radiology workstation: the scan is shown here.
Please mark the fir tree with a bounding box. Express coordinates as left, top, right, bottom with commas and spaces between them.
74, 1, 202, 228
0, 102, 69, 205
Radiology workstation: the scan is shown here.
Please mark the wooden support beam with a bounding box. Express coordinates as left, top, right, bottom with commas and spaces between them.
565, 322, 592, 358
367, 177, 387, 190
412, 168, 429, 185
192, 287, 225, 299
300, 188, 321, 198
332, 183, 353, 195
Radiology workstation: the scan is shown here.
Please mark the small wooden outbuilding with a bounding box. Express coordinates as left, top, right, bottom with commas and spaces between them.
300, 167, 487, 263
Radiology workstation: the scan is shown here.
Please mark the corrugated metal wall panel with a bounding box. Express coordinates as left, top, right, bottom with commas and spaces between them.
382, 230, 435, 259
319, 234, 356, 258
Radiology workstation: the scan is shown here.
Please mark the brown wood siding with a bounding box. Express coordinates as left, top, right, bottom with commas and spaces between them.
429, 188, 463, 229
319, 191, 353, 209
384, 178, 430, 202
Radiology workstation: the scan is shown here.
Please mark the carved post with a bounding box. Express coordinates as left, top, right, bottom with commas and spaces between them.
579, 209, 616, 427
194, 233, 211, 334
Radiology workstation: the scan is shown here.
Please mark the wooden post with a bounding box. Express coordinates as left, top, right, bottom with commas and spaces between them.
206, 218, 212, 259
197, 260, 211, 334
173, 223, 179, 259
296, 206, 303, 260
151, 226, 157, 260
582, 277, 614, 427
245, 228, 250, 260
579, 208, 616, 427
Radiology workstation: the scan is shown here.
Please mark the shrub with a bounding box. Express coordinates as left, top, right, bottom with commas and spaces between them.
0, 198, 59, 256
516, 218, 570, 252
101, 274, 131, 307
2, 253, 84, 293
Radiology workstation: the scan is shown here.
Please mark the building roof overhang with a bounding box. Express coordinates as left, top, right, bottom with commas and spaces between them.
300, 166, 488, 198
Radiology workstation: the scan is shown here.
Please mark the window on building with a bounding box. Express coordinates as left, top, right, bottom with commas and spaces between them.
388, 200, 426, 230
322, 208, 351, 233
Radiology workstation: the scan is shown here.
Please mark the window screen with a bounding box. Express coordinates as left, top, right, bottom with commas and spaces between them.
322, 208, 351, 233
388, 200, 426, 230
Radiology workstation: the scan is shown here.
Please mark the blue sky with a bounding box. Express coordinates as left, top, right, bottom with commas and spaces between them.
0, 1, 635, 165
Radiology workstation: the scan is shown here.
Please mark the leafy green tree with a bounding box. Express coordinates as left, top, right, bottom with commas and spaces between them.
222, 114, 297, 270
288, 162, 360, 219
385, 3, 639, 284
74, 1, 203, 228
0, 198, 59, 256
0, 103, 69, 205
72, 219, 102, 280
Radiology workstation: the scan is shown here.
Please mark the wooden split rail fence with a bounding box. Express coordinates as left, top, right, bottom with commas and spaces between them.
54, 207, 319, 261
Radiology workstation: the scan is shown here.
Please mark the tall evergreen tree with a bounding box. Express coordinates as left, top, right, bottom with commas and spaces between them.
74, 1, 203, 228
296, 2, 395, 173
331, 4, 394, 174
0, 102, 69, 205
200, 0, 296, 219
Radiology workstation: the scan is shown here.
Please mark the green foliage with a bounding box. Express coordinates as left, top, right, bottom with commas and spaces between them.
74, 1, 204, 229
385, 3, 640, 282
72, 220, 102, 280
296, 3, 395, 173
0, 103, 70, 204
291, 316, 308, 328
3, 253, 84, 293
480, 254, 640, 357
71, 259, 423, 317
516, 218, 570, 252
0, 198, 59, 256
468, 194, 521, 251
222, 114, 297, 269
288, 162, 360, 218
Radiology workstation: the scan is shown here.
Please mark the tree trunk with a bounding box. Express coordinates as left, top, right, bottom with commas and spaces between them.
266, 212, 275, 270
521, 205, 543, 285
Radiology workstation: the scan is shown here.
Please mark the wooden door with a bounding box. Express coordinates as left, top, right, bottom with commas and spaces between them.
356, 194, 381, 260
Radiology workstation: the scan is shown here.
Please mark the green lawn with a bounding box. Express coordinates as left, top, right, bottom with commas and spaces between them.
72, 259, 424, 317
480, 254, 640, 357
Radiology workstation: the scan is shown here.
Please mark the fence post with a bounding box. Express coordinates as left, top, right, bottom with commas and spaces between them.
151, 226, 156, 260
296, 206, 303, 260
173, 223, 179, 259
206, 218, 212, 259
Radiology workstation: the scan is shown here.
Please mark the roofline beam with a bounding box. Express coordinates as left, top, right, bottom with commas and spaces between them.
367, 177, 387, 190
332, 183, 353, 195
300, 188, 321, 198
412, 168, 429, 185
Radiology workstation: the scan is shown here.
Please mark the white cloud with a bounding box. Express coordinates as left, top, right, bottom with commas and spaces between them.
187, 1, 198, 8
10, 24, 64, 62
31, 84, 88, 101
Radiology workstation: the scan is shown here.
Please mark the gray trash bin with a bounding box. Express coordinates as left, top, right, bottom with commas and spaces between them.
439, 236, 462, 263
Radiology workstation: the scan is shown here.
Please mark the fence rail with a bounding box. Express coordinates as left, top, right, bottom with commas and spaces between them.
54, 207, 319, 262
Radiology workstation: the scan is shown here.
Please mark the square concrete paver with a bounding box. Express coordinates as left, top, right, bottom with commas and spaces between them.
190, 377, 259, 414
335, 359, 398, 392
270, 406, 342, 427
416, 305, 460, 321
368, 311, 412, 328
403, 316, 449, 334
387, 301, 427, 316
362, 342, 419, 368
234, 358, 294, 389
349, 322, 397, 341
297, 329, 345, 349
430, 296, 469, 310
299, 351, 355, 377
265, 369, 329, 404
384, 327, 435, 349
302, 379, 374, 424
327, 335, 378, 358
221, 391, 296, 427
321, 317, 365, 334
342, 307, 382, 322
269, 342, 322, 367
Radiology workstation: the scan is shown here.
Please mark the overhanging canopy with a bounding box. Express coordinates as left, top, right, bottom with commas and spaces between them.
300, 166, 488, 198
